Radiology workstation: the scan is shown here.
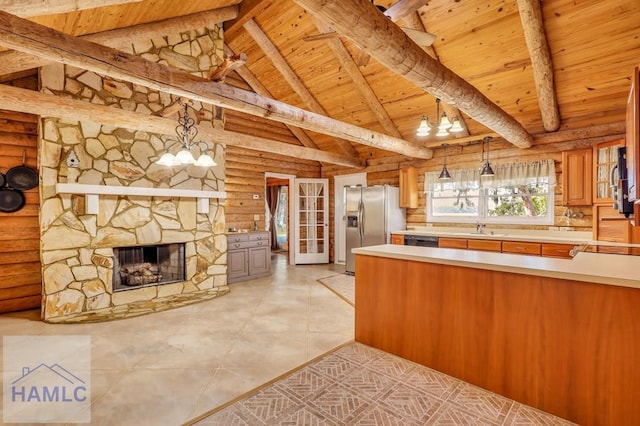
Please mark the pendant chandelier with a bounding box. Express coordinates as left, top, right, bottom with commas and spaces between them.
438, 143, 452, 180
156, 103, 216, 167
416, 98, 465, 137
480, 136, 495, 177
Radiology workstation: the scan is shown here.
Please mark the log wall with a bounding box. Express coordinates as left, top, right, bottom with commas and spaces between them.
0, 74, 41, 313
224, 144, 321, 232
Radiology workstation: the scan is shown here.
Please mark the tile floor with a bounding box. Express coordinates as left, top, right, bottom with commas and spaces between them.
0, 254, 354, 425
196, 342, 576, 425
1, 253, 575, 425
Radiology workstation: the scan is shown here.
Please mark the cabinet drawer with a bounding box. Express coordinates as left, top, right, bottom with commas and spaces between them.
467, 239, 501, 252
438, 237, 468, 249
502, 241, 541, 255
229, 239, 269, 250
391, 234, 405, 245
541, 243, 575, 259
249, 232, 270, 242
227, 233, 249, 243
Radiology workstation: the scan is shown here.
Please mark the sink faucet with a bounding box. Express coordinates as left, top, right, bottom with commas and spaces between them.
476, 222, 485, 234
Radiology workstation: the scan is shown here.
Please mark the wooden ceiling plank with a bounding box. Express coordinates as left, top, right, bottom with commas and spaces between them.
223, 44, 321, 151
242, 18, 361, 159
0, 83, 362, 168
293, 0, 534, 149
0, 6, 240, 75
0, 0, 143, 17
0, 11, 429, 161
224, 0, 272, 39
516, 0, 560, 132
312, 16, 404, 139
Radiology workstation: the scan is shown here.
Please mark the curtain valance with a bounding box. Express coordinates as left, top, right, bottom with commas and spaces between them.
424, 159, 556, 192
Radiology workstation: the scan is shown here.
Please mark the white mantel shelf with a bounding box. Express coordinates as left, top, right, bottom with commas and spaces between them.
55, 183, 226, 214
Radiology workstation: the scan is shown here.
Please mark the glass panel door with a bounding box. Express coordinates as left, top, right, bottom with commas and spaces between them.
294, 178, 329, 264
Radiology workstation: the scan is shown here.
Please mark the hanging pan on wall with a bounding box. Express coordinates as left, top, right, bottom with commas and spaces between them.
0, 172, 4, 187
5, 150, 38, 191
0, 187, 25, 213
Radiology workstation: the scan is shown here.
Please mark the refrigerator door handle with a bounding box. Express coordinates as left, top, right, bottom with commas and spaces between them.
358, 200, 364, 242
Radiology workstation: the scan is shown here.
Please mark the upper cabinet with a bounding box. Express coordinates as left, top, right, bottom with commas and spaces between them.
562, 148, 592, 206
593, 139, 625, 204
627, 66, 640, 203
399, 167, 418, 208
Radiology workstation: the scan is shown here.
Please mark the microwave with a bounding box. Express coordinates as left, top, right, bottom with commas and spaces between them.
611, 146, 634, 217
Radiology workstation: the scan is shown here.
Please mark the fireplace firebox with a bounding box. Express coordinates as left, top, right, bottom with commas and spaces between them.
112, 243, 185, 291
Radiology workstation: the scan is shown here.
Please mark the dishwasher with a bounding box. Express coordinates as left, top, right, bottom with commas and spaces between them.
404, 235, 439, 247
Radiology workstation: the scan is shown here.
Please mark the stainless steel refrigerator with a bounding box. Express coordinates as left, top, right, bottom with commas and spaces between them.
345, 185, 406, 274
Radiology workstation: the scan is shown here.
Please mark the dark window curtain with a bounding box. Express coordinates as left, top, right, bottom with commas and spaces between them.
266, 185, 281, 250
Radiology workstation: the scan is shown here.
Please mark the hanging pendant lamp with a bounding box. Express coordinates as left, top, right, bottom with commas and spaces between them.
439, 143, 452, 180
480, 136, 495, 177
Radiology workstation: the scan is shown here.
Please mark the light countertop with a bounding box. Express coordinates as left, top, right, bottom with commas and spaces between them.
393, 227, 593, 244
353, 244, 640, 289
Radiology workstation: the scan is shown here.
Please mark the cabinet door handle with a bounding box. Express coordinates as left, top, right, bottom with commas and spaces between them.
234, 243, 240, 248
256, 241, 262, 245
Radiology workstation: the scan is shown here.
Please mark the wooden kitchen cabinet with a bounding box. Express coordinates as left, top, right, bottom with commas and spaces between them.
438, 237, 468, 249
399, 167, 418, 208
541, 243, 575, 259
592, 204, 630, 243
391, 234, 405, 245
502, 241, 541, 255
593, 139, 624, 204
562, 148, 592, 206
227, 232, 271, 283
467, 239, 501, 252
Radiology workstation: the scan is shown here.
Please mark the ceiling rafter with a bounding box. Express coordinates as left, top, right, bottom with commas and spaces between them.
516, 0, 560, 132
293, 0, 534, 149
0, 10, 431, 160
311, 17, 404, 139
223, 43, 322, 152
242, 18, 361, 159
0, 84, 363, 167
0, 6, 240, 76
384, 0, 430, 22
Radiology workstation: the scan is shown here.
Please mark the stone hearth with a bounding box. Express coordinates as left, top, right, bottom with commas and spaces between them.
39, 26, 229, 322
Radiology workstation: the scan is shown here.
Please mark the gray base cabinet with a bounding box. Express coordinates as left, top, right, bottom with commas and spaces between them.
227, 232, 271, 283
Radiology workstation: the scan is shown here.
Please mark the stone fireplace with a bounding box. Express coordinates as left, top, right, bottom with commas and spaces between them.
39, 26, 230, 322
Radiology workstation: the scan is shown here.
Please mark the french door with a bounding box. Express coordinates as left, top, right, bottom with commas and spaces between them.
294, 178, 329, 264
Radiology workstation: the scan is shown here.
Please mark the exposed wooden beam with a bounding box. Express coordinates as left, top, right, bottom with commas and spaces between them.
533, 122, 625, 143
425, 132, 500, 148
516, 0, 560, 132
0, 0, 142, 17
224, 0, 272, 39
384, 0, 430, 22
223, 44, 321, 151
0, 6, 240, 75
293, 0, 534, 149
242, 18, 360, 159
312, 17, 404, 139
0, 84, 363, 168
0, 11, 430, 159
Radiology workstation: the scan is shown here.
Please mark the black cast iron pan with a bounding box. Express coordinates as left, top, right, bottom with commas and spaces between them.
0, 187, 25, 213
6, 151, 38, 191
0, 172, 4, 187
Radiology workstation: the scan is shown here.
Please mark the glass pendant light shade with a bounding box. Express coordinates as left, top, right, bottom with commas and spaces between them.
438, 112, 452, 130
194, 153, 217, 167
416, 115, 431, 136
175, 147, 196, 164
435, 127, 449, 137
156, 152, 180, 166
449, 118, 464, 133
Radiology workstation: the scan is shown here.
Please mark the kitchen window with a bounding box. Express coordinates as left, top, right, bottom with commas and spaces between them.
425, 160, 556, 225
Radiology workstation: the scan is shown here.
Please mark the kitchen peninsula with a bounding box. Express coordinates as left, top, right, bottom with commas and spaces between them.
353, 245, 640, 426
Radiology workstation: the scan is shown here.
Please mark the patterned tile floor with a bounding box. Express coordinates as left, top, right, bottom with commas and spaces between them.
194, 342, 576, 425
